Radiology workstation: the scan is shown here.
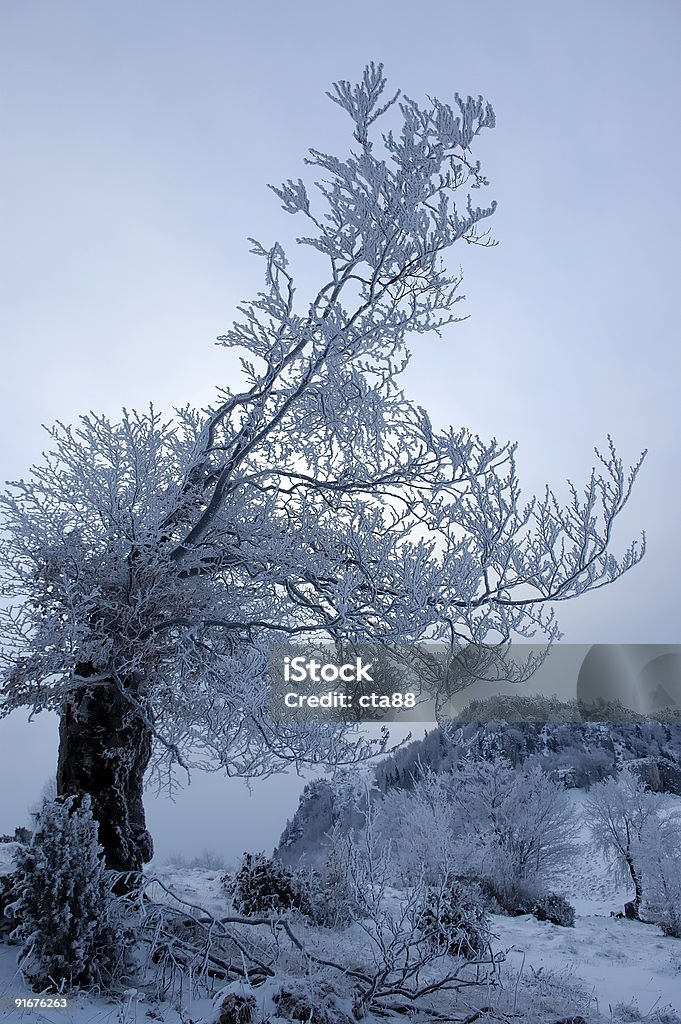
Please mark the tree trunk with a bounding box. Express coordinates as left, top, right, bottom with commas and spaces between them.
624, 850, 644, 920
57, 665, 154, 876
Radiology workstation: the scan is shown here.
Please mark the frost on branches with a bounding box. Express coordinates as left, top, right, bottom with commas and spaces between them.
0, 64, 645, 871
585, 772, 681, 923
8, 795, 129, 991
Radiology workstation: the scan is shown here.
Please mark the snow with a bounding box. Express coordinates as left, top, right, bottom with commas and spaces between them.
495, 911, 681, 1017
491, 791, 681, 1017
0, 848, 18, 878
1, 794, 680, 1023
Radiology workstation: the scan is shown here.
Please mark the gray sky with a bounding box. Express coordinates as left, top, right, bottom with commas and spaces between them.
1, 0, 679, 860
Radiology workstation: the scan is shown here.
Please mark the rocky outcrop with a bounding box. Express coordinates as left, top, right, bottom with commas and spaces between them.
629, 757, 681, 795
276, 776, 369, 865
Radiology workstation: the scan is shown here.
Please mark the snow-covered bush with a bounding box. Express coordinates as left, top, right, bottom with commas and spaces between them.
0, 873, 16, 942
8, 794, 130, 991
280, 787, 395, 927
376, 759, 579, 903
297, 860, 356, 928
451, 759, 579, 905
229, 849, 360, 926
231, 852, 312, 917
531, 891, 575, 927
490, 766, 573, 898
217, 992, 257, 1024
420, 877, 491, 959
274, 984, 352, 1024
476, 877, 534, 916
304, 820, 378, 928
476, 877, 575, 926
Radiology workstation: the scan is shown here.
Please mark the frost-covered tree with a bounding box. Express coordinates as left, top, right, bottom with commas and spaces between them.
640, 815, 681, 937
377, 769, 464, 883
0, 64, 645, 872
450, 760, 579, 903
8, 795, 128, 991
381, 760, 578, 899
585, 771, 663, 919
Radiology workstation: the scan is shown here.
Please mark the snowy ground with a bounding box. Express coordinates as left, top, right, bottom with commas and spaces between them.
1, 794, 680, 1023
478, 791, 681, 1019
536, 790, 681, 1015
447, 800, 681, 1023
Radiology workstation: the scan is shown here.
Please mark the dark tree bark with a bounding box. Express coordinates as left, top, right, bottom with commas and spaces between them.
57, 664, 154, 876
624, 851, 644, 920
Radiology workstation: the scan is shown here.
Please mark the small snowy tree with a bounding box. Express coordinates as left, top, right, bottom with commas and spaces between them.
0, 63, 645, 872
8, 794, 129, 991
449, 760, 579, 902
377, 768, 464, 883
230, 851, 316, 917
585, 771, 662, 919
420, 876, 491, 959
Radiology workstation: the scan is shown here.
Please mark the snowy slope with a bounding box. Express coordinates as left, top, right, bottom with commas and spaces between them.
491, 791, 681, 1015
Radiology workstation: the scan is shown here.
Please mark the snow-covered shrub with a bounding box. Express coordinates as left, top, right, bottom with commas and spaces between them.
477, 877, 575, 926
217, 992, 257, 1024
420, 877, 490, 959
531, 891, 575, 927
477, 877, 534, 916
376, 769, 463, 884
274, 984, 352, 1024
230, 849, 360, 926
293, 861, 354, 928
279, 793, 394, 928
231, 852, 311, 917
304, 821, 374, 928
450, 759, 579, 905
377, 759, 579, 903
8, 794, 130, 991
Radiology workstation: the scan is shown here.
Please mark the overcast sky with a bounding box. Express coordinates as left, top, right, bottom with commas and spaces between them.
1, 0, 679, 861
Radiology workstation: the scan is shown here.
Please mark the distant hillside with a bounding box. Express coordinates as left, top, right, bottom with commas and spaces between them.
276, 696, 681, 863
376, 696, 681, 791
